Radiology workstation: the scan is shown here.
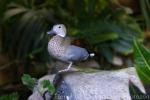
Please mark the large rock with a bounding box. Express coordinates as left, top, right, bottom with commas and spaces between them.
28, 67, 145, 100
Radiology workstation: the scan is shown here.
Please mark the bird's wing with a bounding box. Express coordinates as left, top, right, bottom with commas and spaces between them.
62, 37, 73, 45
64, 45, 89, 61
63, 36, 86, 48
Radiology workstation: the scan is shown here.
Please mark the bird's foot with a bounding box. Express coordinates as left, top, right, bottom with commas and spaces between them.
58, 68, 70, 73
58, 62, 72, 73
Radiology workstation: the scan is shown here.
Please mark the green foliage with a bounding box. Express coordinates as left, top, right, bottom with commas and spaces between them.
21, 74, 55, 95
41, 80, 55, 94
134, 39, 150, 84
0, 0, 144, 66
77, 20, 143, 56
21, 74, 37, 90
54, 0, 144, 63
72, 3, 143, 63
0, 92, 19, 100
2, 0, 54, 60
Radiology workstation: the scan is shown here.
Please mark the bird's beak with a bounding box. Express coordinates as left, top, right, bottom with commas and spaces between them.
47, 30, 55, 35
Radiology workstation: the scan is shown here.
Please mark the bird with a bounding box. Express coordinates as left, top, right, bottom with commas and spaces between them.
47, 24, 95, 72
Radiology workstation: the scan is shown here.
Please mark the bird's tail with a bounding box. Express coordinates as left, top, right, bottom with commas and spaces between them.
83, 53, 95, 60
89, 53, 95, 57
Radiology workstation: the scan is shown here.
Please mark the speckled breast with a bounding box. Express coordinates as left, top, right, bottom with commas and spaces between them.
47, 35, 66, 60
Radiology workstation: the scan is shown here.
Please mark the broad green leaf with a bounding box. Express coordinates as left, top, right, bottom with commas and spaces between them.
21, 74, 37, 90
41, 80, 55, 94
134, 39, 150, 84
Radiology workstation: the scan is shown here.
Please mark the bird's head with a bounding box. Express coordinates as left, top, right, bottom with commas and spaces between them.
47, 24, 66, 37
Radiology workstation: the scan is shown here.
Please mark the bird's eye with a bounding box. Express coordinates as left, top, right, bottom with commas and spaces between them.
58, 26, 61, 28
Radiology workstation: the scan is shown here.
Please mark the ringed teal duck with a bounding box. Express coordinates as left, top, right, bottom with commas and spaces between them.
47, 24, 94, 72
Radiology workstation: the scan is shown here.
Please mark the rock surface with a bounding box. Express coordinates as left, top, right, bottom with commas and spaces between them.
28, 67, 145, 100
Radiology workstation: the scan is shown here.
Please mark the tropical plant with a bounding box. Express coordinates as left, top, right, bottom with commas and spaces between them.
21, 74, 55, 95
134, 39, 150, 84
21, 74, 37, 90
2, 0, 56, 60
55, 0, 144, 66
132, 39, 150, 99
0, 0, 144, 69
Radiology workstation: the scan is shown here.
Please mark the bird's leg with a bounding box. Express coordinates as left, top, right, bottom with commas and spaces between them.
66, 62, 73, 70
58, 62, 73, 73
